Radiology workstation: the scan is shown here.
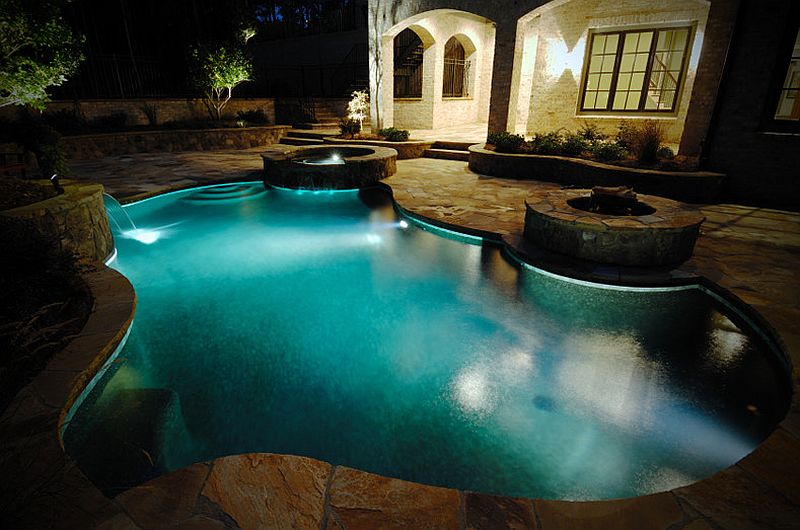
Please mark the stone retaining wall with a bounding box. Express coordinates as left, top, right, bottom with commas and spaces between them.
0, 98, 277, 127
468, 145, 726, 203
62, 125, 291, 160
323, 136, 433, 159
1, 181, 113, 263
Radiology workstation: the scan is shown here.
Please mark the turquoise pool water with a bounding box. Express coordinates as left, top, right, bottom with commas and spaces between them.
64, 182, 790, 500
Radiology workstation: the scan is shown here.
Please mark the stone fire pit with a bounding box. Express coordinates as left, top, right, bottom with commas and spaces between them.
261, 144, 397, 190
524, 188, 705, 266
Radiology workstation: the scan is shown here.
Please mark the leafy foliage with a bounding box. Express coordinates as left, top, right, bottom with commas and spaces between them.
236, 109, 269, 124
0, 0, 84, 110
621, 120, 665, 164
339, 117, 360, 138
486, 131, 525, 153
347, 90, 369, 129
190, 45, 252, 120
590, 141, 627, 162
377, 127, 409, 142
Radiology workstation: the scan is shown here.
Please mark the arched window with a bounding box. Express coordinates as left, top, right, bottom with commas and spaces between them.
443, 37, 469, 97
394, 28, 424, 98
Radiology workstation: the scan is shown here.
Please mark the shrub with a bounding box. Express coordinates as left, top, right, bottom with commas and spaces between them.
616, 120, 665, 164
487, 131, 525, 153
140, 102, 158, 125
378, 127, 410, 142
530, 131, 564, 155
42, 108, 86, 134
15, 122, 69, 177
577, 122, 606, 145
190, 45, 252, 120
591, 141, 627, 162
91, 112, 127, 129
657, 146, 675, 160
339, 117, 360, 137
561, 132, 590, 157
236, 109, 269, 124
347, 90, 369, 129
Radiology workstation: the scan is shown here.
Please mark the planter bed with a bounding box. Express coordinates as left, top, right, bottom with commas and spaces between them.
323, 136, 433, 159
62, 125, 291, 160
469, 144, 726, 203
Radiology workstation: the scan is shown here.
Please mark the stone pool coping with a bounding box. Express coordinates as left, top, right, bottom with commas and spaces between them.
468, 144, 726, 204
1, 169, 797, 528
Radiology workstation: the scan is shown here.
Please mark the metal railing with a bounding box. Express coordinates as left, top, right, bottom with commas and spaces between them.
443, 59, 470, 98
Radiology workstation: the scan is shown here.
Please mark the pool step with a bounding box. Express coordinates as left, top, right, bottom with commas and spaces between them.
70, 388, 181, 495
423, 148, 470, 161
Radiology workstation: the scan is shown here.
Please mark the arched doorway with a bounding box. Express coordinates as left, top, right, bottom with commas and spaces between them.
443, 36, 468, 98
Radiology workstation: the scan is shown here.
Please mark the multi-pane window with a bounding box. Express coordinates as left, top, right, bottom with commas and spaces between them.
581, 27, 691, 113
774, 27, 800, 121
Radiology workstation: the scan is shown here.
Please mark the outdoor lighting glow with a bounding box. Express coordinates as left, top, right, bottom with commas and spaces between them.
123, 228, 161, 244
365, 233, 382, 245
399, 219, 409, 229
330, 153, 341, 162
544, 36, 585, 80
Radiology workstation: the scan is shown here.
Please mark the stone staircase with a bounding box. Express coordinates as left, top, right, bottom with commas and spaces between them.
279, 129, 332, 146
295, 99, 351, 130
423, 141, 473, 161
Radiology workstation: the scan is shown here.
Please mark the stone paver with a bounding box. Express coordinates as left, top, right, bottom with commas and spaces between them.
3, 149, 796, 529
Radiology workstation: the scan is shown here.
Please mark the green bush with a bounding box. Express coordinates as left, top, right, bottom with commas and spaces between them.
378, 127, 410, 142
561, 132, 590, 157
657, 146, 675, 160
577, 122, 606, 144
14, 122, 69, 177
616, 120, 665, 164
42, 109, 86, 134
591, 141, 627, 162
236, 109, 269, 124
487, 131, 525, 153
530, 131, 564, 155
339, 117, 360, 137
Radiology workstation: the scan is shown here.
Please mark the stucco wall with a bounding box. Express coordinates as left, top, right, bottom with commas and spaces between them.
522, 0, 709, 144
378, 10, 496, 130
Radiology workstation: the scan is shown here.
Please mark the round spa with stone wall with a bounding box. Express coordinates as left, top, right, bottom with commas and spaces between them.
261, 144, 397, 190
524, 188, 705, 266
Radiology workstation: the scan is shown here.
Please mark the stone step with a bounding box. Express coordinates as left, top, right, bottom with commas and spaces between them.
432, 141, 476, 151
280, 137, 325, 146
423, 148, 470, 161
285, 129, 336, 140
295, 121, 340, 130
69, 388, 181, 495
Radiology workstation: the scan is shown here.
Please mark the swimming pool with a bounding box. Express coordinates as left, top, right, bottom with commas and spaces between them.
64, 182, 791, 500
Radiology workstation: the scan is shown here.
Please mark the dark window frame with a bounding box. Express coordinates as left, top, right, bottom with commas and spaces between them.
442, 36, 470, 98
761, 9, 800, 133
578, 25, 694, 114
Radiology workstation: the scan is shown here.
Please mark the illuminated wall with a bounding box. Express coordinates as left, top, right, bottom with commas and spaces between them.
514, 0, 710, 145
377, 10, 496, 130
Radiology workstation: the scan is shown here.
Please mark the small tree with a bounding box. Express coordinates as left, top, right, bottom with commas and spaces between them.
347, 90, 369, 131
0, 0, 84, 110
190, 45, 253, 121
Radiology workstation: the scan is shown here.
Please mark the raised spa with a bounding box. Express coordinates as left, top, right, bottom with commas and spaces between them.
261, 145, 397, 190
64, 183, 790, 501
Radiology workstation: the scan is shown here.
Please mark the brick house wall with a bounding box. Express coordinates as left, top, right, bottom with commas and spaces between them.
702, 0, 800, 209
